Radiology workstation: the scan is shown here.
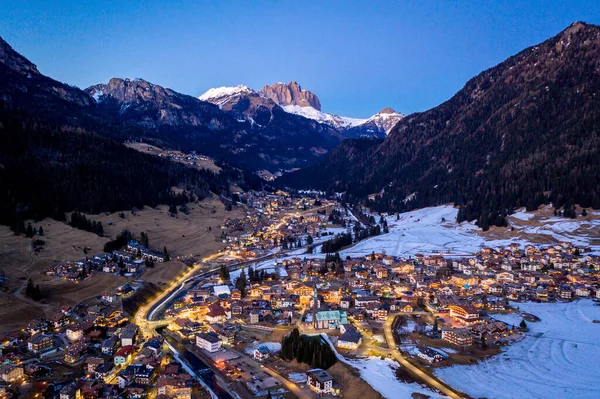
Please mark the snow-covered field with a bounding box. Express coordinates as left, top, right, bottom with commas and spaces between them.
335, 205, 600, 258
317, 334, 446, 398
245, 205, 600, 273
338, 205, 509, 258
345, 357, 447, 399
435, 300, 600, 399
509, 208, 600, 249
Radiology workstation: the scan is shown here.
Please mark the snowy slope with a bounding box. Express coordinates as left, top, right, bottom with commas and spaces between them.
198, 85, 254, 107
435, 300, 600, 399
282, 104, 366, 129
362, 108, 405, 134
282, 105, 404, 134
318, 334, 447, 399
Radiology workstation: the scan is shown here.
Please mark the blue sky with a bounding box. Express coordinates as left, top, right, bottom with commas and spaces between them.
1, 1, 598, 117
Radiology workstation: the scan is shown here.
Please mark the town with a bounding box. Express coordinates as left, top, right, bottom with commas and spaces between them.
2, 191, 600, 399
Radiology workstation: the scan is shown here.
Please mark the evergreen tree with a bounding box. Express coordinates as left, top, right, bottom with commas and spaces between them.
219, 265, 230, 281
26, 223, 34, 238
519, 319, 527, 329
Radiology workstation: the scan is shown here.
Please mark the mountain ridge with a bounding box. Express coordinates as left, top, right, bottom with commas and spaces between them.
201, 81, 403, 137
280, 21, 600, 228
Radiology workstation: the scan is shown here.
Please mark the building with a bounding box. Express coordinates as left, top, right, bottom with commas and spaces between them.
101, 336, 118, 355
442, 328, 474, 346
313, 310, 348, 330
205, 303, 228, 324
416, 347, 445, 363
157, 375, 193, 399
114, 345, 135, 365
337, 330, 362, 349
253, 345, 270, 361
196, 333, 222, 353
59, 384, 81, 399
0, 364, 23, 383
66, 325, 84, 341
120, 324, 138, 347
306, 368, 342, 396
448, 305, 480, 325
27, 334, 54, 353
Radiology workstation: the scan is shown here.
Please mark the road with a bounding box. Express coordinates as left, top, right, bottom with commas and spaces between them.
133, 203, 467, 399
383, 313, 465, 399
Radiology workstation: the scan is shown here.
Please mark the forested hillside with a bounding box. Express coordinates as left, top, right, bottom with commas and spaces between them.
280, 22, 600, 229
0, 38, 256, 232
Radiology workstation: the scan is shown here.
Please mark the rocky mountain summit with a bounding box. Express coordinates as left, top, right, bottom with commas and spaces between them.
86, 78, 229, 129
260, 81, 321, 110
200, 81, 401, 137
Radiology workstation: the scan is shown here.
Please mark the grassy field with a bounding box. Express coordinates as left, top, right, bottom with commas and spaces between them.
0, 219, 109, 291
0, 196, 245, 331
0, 292, 45, 333
91, 196, 245, 260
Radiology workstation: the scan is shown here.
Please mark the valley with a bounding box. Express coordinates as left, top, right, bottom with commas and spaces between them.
0, 9, 600, 399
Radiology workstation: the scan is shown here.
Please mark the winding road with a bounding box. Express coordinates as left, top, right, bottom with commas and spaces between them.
383, 313, 466, 399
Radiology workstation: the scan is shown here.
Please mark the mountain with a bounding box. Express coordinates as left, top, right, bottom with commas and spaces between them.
0, 37, 255, 231
0, 37, 93, 118
86, 79, 341, 171
258, 81, 402, 136
280, 22, 600, 229
342, 107, 404, 138
260, 81, 321, 110
87, 78, 233, 129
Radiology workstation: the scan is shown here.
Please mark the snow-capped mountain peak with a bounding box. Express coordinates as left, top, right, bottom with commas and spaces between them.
198, 81, 403, 137
198, 85, 254, 107
364, 107, 405, 134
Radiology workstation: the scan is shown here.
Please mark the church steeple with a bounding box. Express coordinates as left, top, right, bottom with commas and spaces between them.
312, 286, 319, 329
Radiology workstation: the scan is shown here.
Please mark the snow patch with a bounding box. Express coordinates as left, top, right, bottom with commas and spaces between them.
435, 300, 600, 399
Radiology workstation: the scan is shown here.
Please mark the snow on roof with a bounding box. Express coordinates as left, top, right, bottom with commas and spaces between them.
212, 285, 231, 296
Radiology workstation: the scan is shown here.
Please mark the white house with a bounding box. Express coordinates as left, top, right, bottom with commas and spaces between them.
66, 325, 84, 342
196, 333, 222, 353
307, 368, 341, 396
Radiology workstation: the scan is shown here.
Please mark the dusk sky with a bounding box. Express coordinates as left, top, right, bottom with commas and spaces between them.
1, 0, 599, 117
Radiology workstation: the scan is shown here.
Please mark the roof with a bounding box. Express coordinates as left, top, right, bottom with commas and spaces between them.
114, 345, 135, 357
315, 310, 341, 321
307, 368, 334, 383
197, 332, 221, 344
338, 330, 362, 344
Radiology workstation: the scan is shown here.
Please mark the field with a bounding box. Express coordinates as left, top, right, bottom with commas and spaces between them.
435, 300, 600, 399
91, 196, 245, 260
307, 205, 600, 260
327, 361, 384, 399
486, 204, 600, 249
0, 219, 109, 291
0, 292, 45, 332
319, 334, 445, 399
0, 196, 244, 331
